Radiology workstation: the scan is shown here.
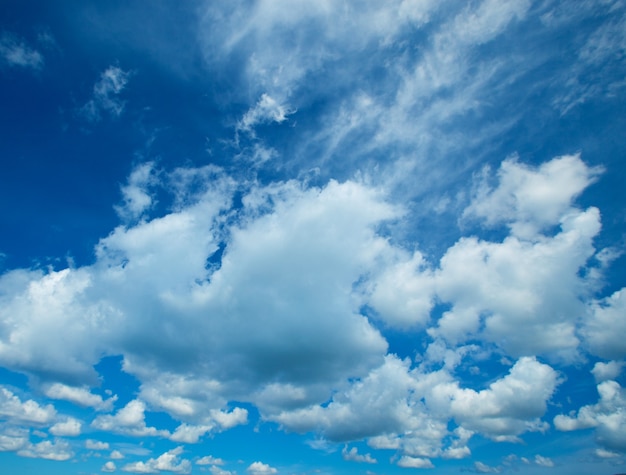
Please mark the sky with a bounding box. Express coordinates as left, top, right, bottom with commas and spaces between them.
0, 1, 625, 474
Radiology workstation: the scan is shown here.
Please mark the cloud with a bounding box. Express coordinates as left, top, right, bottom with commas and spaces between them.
435, 357, 560, 440
17, 439, 73, 461
428, 155, 604, 361
86, 439, 110, 450
592, 361, 624, 383
196, 455, 224, 466
473, 461, 500, 473
209, 467, 234, 475
0, 152, 616, 459
92, 400, 168, 438
534, 455, 554, 467
238, 93, 293, 135
0, 387, 56, 425
103, 461, 117, 472
582, 289, 626, 360
0, 32, 43, 69
397, 455, 434, 469
49, 417, 82, 437
554, 380, 626, 452
464, 154, 603, 238
80, 66, 131, 122
43, 382, 117, 411
342, 446, 377, 464
247, 461, 278, 475
114, 162, 158, 222
122, 446, 191, 474
0, 428, 28, 452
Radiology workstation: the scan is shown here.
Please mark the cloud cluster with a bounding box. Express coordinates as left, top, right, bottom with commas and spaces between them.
0, 150, 623, 462
122, 446, 191, 474
555, 379, 626, 452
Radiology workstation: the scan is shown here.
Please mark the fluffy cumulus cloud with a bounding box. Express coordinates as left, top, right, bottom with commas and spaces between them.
49, 417, 82, 437
582, 289, 626, 360
0, 387, 56, 425
1, 0, 626, 472
0, 149, 621, 462
17, 439, 73, 461
92, 400, 168, 438
43, 382, 116, 411
247, 461, 277, 475
554, 380, 626, 452
427, 155, 605, 361
342, 446, 377, 464
122, 446, 191, 474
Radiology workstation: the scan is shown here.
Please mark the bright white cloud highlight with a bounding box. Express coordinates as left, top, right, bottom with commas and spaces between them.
397, 455, 434, 468
44, 383, 116, 411
50, 417, 82, 437
247, 461, 277, 475
342, 446, 377, 464
554, 380, 626, 451
122, 446, 191, 474
583, 289, 626, 360
17, 439, 73, 461
0, 387, 56, 424
92, 400, 168, 438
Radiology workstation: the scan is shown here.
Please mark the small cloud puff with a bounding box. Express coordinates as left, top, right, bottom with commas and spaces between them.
80, 66, 131, 122
247, 461, 278, 475
0, 32, 43, 69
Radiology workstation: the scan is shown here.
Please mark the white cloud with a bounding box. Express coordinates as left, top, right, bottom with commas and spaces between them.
111, 450, 125, 460
0, 387, 56, 425
583, 289, 626, 360
592, 361, 624, 383
428, 155, 604, 361
49, 417, 82, 437
103, 461, 117, 472
238, 93, 292, 134
429, 357, 559, 441
554, 380, 626, 451
534, 455, 554, 467
0, 428, 28, 452
115, 162, 158, 222
17, 439, 73, 461
397, 455, 434, 469
247, 461, 278, 475
92, 400, 168, 438
209, 467, 233, 475
44, 383, 116, 411
474, 461, 500, 473
0, 32, 43, 69
122, 447, 191, 474
86, 439, 110, 450
0, 267, 109, 383
80, 66, 131, 122
342, 446, 377, 464
196, 455, 224, 465
367, 250, 435, 328
595, 448, 620, 458
0, 152, 617, 459
463, 154, 603, 239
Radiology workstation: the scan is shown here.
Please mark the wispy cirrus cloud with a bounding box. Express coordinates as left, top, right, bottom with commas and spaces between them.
0, 32, 43, 70
79, 65, 131, 122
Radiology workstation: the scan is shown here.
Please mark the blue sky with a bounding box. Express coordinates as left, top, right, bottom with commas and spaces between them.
1, 1, 625, 474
